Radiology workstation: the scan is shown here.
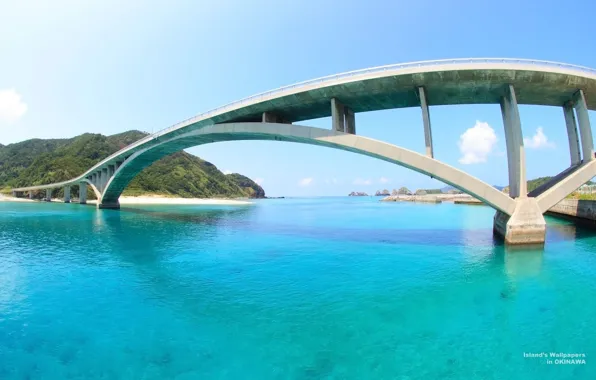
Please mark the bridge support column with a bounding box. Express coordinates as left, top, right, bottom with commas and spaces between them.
573, 90, 594, 162
45, 189, 52, 202
92, 173, 97, 189
29, 191, 33, 199
563, 102, 582, 166
102, 168, 108, 191
331, 98, 345, 132
500, 84, 527, 198
345, 108, 355, 134
12, 190, 16, 198
262, 112, 290, 124
108, 165, 115, 185
64, 186, 71, 203
493, 198, 546, 245
79, 183, 87, 204
418, 87, 434, 158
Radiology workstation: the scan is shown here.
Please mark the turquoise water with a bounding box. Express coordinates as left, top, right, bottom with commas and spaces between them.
0, 197, 595, 379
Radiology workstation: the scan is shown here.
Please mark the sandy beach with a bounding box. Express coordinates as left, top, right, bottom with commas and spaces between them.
100, 196, 253, 205
0, 193, 35, 202
0, 194, 253, 205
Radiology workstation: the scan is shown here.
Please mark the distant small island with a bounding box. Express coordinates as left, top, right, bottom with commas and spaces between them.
375, 189, 390, 196
348, 191, 368, 196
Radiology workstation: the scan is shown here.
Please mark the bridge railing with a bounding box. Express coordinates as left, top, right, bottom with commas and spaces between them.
139, 58, 596, 142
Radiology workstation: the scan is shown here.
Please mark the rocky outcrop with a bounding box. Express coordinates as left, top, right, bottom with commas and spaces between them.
375, 189, 390, 196
349, 191, 368, 196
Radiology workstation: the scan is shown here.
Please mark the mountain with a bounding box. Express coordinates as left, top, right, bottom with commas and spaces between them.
0, 131, 265, 199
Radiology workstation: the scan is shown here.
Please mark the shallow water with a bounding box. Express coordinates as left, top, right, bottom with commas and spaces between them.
0, 197, 595, 379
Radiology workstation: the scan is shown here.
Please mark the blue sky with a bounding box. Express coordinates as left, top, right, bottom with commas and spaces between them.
1, 0, 595, 196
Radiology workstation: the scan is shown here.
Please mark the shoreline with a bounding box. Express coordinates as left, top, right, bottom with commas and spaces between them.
0, 194, 253, 205
380, 194, 480, 204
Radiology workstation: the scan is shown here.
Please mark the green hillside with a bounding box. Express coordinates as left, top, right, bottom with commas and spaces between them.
503, 176, 594, 193
0, 131, 265, 199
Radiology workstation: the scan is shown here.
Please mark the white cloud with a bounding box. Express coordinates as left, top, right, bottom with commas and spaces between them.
524, 127, 555, 149
458, 121, 498, 164
223, 169, 233, 175
379, 177, 390, 184
253, 178, 264, 185
299, 177, 313, 186
0, 89, 27, 123
353, 178, 372, 185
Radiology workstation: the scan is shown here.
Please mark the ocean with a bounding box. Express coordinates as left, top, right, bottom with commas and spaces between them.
0, 197, 594, 379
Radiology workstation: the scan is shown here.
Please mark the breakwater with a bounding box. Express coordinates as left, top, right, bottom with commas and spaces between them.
547, 199, 596, 226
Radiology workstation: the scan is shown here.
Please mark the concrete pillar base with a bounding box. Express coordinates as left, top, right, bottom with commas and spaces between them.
98, 201, 120, 210
493, 198, 546, 245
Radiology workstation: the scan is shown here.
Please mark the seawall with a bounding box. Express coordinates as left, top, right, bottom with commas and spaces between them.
546, 199, 596, 226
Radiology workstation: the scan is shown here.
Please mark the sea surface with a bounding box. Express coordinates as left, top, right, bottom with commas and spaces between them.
0, 197, 595, 379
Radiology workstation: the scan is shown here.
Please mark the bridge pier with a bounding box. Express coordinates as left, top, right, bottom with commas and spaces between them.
45, 188, 52, 202
98, 201, 120, 210
29, 191, 33, 199
331, 98, 345, 132
12, 190, 16, 198
345, 108, 355, 134
500, 84, 527, 198
573, 89, 594, 162
418, 87, 434, 158
79, 183, 87, 204
494, 198, 546, 245
102, 168, 108, 191
64, 186, 71, 203
563, 102, 582, 166
262, 112, 290, 124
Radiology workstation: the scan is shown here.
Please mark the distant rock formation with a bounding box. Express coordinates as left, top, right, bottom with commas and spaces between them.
398, 187, 412, 195
375, 189, 390, 196
415, 189, 427, 195
349, 191, 369, 196
391, 189, 399, 196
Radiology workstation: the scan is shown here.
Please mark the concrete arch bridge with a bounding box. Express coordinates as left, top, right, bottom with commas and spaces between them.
12, 58, 596, 245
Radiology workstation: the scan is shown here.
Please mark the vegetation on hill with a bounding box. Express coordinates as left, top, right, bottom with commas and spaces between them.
225, 173, 265, 198
0, 131, 265, 199
502, 176, 594, 193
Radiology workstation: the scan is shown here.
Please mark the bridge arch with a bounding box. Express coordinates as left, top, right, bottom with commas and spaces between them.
100, 122, 517, 214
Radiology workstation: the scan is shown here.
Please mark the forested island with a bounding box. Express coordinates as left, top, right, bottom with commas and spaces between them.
0, 130, 265, 199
